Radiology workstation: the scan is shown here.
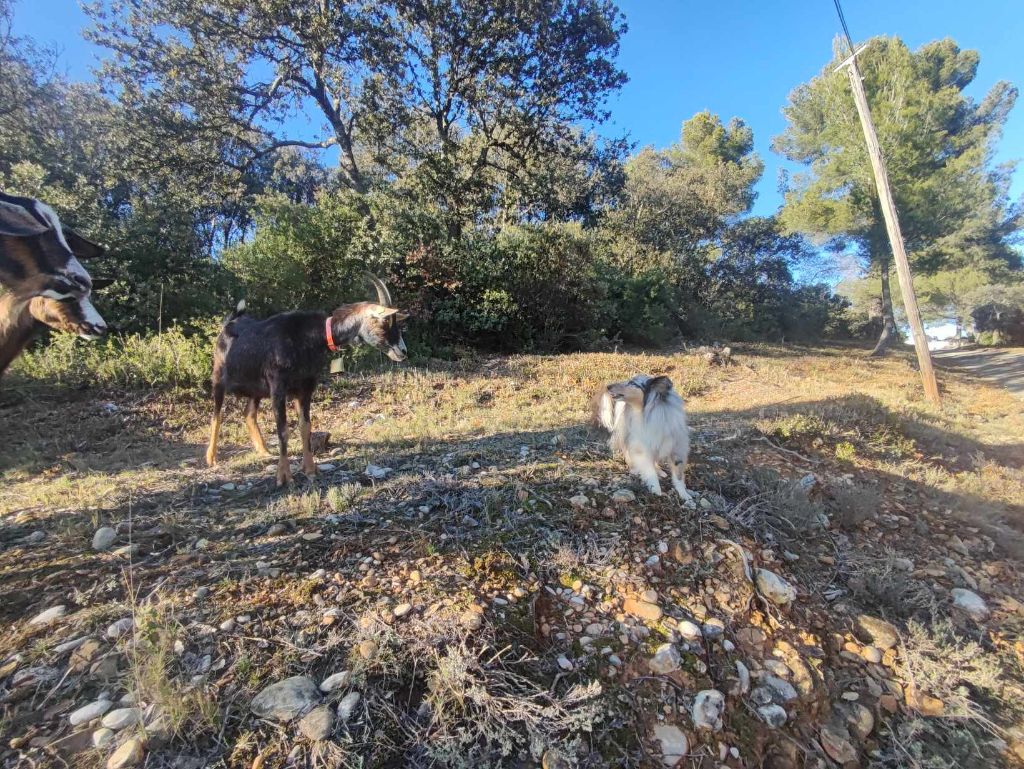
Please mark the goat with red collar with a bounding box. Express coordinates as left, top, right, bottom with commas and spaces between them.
206, 274, 409, 486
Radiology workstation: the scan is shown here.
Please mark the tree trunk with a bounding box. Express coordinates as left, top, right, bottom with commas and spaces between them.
868, 260, 897, 357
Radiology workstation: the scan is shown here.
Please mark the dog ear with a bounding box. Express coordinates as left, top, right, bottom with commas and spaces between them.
647, 376, 673, 395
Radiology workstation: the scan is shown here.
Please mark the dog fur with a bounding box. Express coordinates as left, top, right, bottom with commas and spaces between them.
593, 374, 694, 506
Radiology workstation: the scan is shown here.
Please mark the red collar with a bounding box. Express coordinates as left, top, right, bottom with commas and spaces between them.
325, 316, 338, 352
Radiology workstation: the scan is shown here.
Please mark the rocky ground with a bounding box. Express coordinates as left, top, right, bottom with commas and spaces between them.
1, 344, 1023, 769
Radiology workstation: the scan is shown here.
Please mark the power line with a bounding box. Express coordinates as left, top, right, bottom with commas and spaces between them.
832, 0, 856, 52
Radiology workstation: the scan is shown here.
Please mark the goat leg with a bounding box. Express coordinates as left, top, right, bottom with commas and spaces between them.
205, 383, 225, 466
245, 398, 272, 457
273, 391, 292, 487
293, 395, 317, 479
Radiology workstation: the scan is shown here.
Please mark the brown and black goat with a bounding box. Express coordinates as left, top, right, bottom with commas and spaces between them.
0, 192, 109, 377
206, 276, 409, 486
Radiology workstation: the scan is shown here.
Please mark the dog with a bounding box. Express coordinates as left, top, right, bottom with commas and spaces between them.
593, 374, 694, 506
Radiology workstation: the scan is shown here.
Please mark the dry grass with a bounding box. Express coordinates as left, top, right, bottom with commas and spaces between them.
3, 342, 1024, 768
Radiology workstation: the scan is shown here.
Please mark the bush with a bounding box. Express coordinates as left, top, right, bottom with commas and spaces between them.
12, 324, 218, 390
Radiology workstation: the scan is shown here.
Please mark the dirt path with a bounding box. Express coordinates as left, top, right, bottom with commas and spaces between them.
934, 345, 1024, 399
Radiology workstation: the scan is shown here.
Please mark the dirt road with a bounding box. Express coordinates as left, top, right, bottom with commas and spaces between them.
935, 345, 1024, 399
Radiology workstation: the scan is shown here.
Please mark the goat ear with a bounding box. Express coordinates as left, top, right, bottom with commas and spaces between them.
63, 228, 107, 259
647, 376, 673, 395
370, 306, 399, 319
395, 311, 410, 323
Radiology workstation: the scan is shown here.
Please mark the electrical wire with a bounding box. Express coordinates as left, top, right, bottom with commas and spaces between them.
832, 0, 856, 53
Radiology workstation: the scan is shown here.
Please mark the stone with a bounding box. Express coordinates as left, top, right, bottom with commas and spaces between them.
266, 523, 287, 537
106, 618, 134, 639
759, 675, 799, 704
757, 704, 788, 728
842, 701, 875, 740
692, 689, 725, 731
30, 605, 66, 625
219, 618, 236, 632
951, 588, 990, 622
677, 620, 702, 641
69, 699, 113, 726
702, 618, 725, 639
298, 705, 334, 741
611, 489, 636, 504
365, 464, 391, 480
337, 691, 361, 722
393, 602, 412, 619
101, 708, 143, 730
320, 671, 351, 692
649, 643, 681, 674
652, 723, 689, 766
623, 597, 663, 622
947, 535, 969, 556
542, 748, 571, 769
557, 654, 574, 671
251, 676, 322, 722
92, 527, 117, 551
358, 640, 378, 659
460, 611, 483, 630
861, 645, 883, 664
92, 728, 115, 748
107, 736, 145, 769
569, 494, 590, 509
755, 569, 797, 606
66, 639, 100, 676
735, 627, 766, 651
820, 721, 858, 764
853, 615, 899, 650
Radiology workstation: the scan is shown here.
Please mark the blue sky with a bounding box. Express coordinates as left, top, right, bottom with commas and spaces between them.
11, 0, 1024, 219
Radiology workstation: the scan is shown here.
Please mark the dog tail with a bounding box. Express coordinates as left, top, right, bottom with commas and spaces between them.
592, 384, 617, 432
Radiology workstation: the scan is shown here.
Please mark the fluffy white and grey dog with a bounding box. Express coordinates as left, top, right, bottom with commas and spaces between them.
594, 374, 694, 506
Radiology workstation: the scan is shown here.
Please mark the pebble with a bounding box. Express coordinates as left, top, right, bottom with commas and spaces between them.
106, 736, 145, 769
92, 527, 117, 551
677, 620, 702, 641
393, 603, 412, 619
692, 689, 725, 731
569, 494, 590, 509
623, 597, 663, 622
757, 704, 788, 728
69, 699, 113, 726
101, 708, 143, 730
337, 691, 361, 722
106, 618, 134, 639
611, 489, 636, 504
854, 614, 899, 650
251, 677, 322, 722
649, 643, 681, 674
194, 587, 210, 600
358, 640, 378, 659
29, 605, 66, 626
320, 671, 351, 693
298, 705, 334, 741
861, 646, 883, 664
755, 569, 797, 605
820, 721, 858, 764
267, 523, 287, 537
219, 618, 236, 632
951, 588, 990, 622
557, 654, 574, 671
652, 724, 689, 765
92, 728, 115, 748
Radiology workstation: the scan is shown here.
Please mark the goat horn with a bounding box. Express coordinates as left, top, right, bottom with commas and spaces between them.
364, 272, 392, 307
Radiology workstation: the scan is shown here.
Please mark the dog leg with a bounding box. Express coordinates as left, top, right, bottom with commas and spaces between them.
632, 452, 662, 496
671, 460, 695, 508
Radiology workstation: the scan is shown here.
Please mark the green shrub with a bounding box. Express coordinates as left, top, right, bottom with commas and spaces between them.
12, 324, 218, 390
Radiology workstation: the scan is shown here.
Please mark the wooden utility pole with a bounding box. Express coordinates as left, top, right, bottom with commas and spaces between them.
836, 44, 941, 406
